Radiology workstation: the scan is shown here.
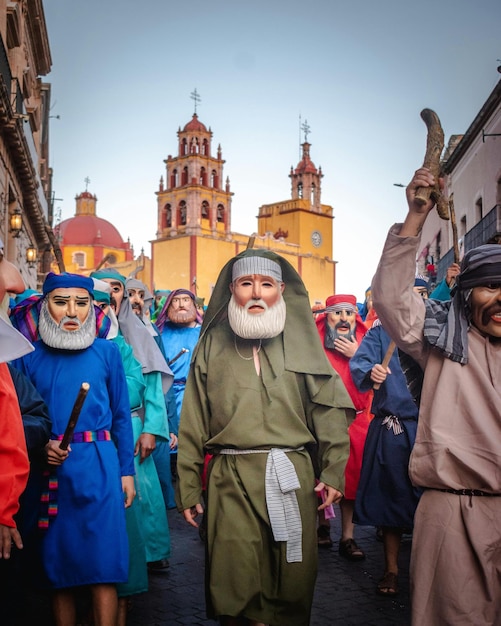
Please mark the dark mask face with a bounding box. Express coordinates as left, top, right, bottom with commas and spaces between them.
324, 317, 355, 349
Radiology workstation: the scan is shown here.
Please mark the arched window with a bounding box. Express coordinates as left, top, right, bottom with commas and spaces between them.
181, 138, 188, 156
72, 251, 86, 268
217, 204, 224, 223
297, 182, 303, 199
181, 166, 188, 186
164, 204, 172, 228
310, 183, 315, 204
171, 169, 178, 188
200, 167, 207, 186
202, 138, 209, 156
179, 201, 187, 226
190, 137, 199, 154
211, 170, 218, 188
201, 201, 209, 219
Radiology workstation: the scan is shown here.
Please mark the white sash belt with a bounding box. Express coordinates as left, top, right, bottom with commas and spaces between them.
219, 446, 304, 563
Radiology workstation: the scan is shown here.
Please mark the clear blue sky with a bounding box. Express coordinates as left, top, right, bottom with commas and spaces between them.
43, 0, 501, 299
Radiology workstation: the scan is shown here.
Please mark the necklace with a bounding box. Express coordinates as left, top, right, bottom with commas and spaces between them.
233, 335, 262, 360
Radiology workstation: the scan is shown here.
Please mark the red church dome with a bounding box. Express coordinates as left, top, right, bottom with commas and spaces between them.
58, 214, 126, 248
182, 114, 208, 133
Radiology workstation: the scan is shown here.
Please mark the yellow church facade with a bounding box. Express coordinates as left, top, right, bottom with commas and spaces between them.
152, 114, 336, 307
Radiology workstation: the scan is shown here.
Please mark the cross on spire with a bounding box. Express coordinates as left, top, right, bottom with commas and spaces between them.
84, 176, 91, 191
190, 88, 201, 114
301, 119, 311, 143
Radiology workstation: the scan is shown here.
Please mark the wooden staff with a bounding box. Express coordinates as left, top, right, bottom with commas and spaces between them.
59, 383, 90, 450
373, 341, 396, 390
246, 236, 255, 250
414, 108, 449, 220
168, 348, 188, 367
45, 221, 66, 273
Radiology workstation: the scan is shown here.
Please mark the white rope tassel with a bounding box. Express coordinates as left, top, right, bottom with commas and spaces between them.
265, 448, 303, 563
382, 415, 404, 435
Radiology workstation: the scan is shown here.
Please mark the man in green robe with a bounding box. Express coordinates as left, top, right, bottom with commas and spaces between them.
176, 250, 353, 626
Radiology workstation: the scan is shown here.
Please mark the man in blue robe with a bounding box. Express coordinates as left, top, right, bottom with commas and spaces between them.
11, 272, 135, 626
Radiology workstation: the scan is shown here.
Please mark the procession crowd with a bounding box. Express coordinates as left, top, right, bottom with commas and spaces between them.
1, 166, 500, 626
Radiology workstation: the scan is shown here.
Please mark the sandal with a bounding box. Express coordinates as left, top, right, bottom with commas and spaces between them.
338, 538, 365, 561
377, 571, 399, 596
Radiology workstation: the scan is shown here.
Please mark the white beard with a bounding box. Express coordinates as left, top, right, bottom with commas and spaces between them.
39, 299, 96, 350
227, 294, 286, 339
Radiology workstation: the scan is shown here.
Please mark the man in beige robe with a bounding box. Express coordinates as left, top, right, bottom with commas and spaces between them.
372, 167, 501, 625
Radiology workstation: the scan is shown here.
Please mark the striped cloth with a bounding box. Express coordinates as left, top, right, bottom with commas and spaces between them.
265, 448, 303, 563
219, 447, 303, 563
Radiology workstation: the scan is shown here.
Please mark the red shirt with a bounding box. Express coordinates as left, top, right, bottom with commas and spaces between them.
0, 362, 29, 528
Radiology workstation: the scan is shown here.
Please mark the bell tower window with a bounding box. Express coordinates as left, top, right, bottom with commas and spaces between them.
182, 166, 188, 186
201, 201, 209, 219
163, 204, 172, 228
217, 204, 224, 223
179, 201, 187, 226
171, 169, 178, 188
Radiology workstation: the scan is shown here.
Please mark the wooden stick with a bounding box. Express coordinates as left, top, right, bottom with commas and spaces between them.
168, 348, 188, 367
246, 236, 255, 250
373, 341, 396, 390
59, 383, 90, 450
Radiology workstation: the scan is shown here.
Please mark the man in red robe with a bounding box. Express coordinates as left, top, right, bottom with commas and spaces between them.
315, 294, 372, 558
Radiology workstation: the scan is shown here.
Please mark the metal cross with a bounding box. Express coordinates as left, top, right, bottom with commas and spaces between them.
84, 176, 91, 191
190, 88, 201, 114
301, 119, 311, 142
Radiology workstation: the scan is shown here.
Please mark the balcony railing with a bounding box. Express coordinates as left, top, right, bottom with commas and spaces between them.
436, 204, 501, 282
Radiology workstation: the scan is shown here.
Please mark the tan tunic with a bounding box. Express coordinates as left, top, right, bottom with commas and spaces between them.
373, 226, 501, 626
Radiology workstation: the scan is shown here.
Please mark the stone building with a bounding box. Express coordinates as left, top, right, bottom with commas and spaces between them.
0, 0, 52, 290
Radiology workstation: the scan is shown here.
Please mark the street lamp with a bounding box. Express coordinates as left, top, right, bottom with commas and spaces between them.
26, 242, 37, 266
9, 206, 22, 237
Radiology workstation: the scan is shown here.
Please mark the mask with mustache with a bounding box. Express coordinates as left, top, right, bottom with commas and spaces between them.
324, 318, 355, 350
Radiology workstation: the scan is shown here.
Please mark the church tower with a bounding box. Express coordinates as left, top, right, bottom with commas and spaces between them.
151, 110, 336, 305
156, 113, 233, 239
257, 136, 333, 258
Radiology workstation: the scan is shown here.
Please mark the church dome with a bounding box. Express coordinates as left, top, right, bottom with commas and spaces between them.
182, 114, 208, 133
58, 214, 125, 248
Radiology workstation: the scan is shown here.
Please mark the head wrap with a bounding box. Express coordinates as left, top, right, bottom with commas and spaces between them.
125, 277, 157, 336
154, 289, 171, 298
155, 288, 202, 333
90, 268, 126, 286
125, 277, 154, 306
423, 244, 501, 364
324, 294, 358, 313
414, 276, 429, 291
92, 278, 112, 305
42, 272, 94, 297
14, 289, 40, 306
232, 256, 283, 284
